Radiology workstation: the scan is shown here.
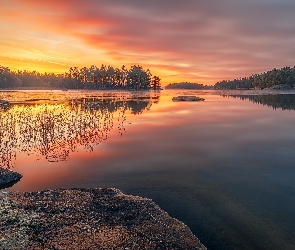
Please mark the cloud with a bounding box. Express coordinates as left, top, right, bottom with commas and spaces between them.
1, 0, 295, 84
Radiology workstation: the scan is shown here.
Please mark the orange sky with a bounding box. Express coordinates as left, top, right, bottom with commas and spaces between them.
1, 0, 295, 85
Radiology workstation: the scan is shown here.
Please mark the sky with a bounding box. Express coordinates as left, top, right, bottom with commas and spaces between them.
1, 0, 295, 85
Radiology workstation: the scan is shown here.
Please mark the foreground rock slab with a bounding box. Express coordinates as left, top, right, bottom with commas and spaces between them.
0, 168, 22, 188
0, 188, 206, 250
172, 96, 205, 102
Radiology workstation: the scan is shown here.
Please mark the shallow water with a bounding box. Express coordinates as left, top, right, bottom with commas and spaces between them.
2, 89, 295, 249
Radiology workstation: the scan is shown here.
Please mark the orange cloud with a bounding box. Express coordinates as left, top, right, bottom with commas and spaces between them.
1, 0, 295, 85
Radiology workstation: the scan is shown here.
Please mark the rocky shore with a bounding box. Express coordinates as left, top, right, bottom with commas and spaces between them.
0, 188, 206, 250
0, 99, 11, 111
267, 84, 294, 90
0, 168, 22, 189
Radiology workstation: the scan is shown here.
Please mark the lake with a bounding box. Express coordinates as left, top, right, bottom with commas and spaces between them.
2, 89, 295, 249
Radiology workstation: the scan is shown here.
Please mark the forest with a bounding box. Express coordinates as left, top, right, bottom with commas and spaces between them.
0, 65, 161, 90
165, 82, 212, 89
214, 66, 295, 90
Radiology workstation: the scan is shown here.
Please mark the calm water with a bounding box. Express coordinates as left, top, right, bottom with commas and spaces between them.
2, 89, 295, 249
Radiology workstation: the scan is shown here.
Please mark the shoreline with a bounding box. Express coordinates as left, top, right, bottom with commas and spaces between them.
1, 167, 206, 249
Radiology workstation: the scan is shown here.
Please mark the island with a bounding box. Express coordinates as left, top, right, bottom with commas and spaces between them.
0, 65, 162, 90
166, 82, 212, 89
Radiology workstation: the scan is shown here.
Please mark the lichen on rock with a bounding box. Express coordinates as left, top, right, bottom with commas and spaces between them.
0, 188, 206, 249
0, 168, 22, 189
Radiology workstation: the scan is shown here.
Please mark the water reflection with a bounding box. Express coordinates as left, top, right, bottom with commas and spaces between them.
0, 92, 159, 169
3, 90, 295, 250
224, 94, 295, 110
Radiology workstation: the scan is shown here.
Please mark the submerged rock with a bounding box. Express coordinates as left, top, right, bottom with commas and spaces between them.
0, 168, 22, 189
0, 188, 206, 250
172, 96, 205, 102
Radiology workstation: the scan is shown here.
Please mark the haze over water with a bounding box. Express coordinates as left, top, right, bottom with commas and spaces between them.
2, 89, 295, 250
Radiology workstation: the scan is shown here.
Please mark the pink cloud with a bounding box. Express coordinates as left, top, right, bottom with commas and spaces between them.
2, 0, 295, 84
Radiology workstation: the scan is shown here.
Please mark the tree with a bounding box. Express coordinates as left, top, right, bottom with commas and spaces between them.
0, 64, 160, 90
127, 65, 151, 89
151, 76, 161, 89
214, 66, 295, 89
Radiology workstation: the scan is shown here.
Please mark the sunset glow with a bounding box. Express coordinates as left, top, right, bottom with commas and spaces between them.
1, 0, 295, 85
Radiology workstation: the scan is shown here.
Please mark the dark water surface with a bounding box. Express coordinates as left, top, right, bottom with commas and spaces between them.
2, 90, 295, 249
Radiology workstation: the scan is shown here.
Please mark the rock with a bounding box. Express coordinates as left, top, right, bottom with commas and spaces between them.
268, 84, 294, 90
0, 100, 11, 110
172, 96, 205, 102
0, 188, 206, 250
0, 167, 22, 189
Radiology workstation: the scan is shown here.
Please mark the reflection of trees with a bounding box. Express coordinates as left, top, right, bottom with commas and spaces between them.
0, 94, 159, 169
226, 94, 295, 110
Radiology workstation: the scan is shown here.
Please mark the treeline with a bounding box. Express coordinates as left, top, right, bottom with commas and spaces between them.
0, 65, 161, 90
166, 82, 212, 89
214, 66, 295, 90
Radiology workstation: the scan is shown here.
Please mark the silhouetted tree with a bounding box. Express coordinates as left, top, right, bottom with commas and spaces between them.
151, 76, 161, 89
